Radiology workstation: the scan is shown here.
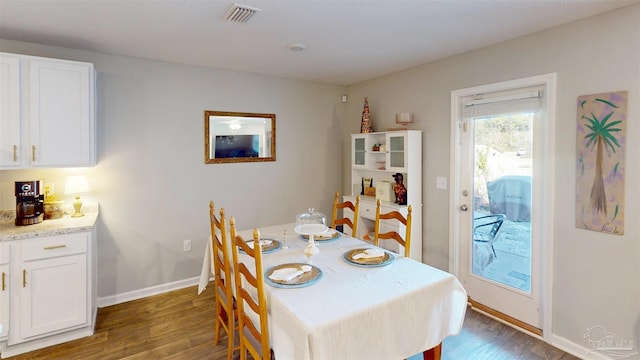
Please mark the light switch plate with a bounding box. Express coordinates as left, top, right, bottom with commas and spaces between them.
436, 177, 447, 190
183, 239, 192, 252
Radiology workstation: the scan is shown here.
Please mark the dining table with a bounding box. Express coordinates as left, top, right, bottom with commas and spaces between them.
200, 222, 467, 360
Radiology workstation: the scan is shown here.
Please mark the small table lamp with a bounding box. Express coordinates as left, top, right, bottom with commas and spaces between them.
64, 175, 90, 217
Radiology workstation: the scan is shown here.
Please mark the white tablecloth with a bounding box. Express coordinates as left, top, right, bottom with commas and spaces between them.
232, 223, 467, 360
198, 235, 214, 295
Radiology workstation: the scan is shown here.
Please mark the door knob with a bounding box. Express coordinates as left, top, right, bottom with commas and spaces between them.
460, 204, 468, 211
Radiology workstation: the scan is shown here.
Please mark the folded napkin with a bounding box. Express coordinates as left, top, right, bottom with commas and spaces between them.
248, 239, 273, 249
269, 265, 312, 282
352, 248, 385, 260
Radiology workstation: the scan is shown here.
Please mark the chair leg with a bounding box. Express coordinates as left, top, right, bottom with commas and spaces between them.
226, 314, 235, 360
491, 244, 497, 258
213, 301, 222, 344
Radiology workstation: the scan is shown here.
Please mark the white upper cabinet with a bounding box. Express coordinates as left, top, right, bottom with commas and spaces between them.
0, 55, 21, 168
352, 134, 367, 169
0, 52, 96, 169
386, 132, 408, 172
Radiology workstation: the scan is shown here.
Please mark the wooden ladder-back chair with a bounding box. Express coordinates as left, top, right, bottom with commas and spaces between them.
331, 192, 360, 237
373, 199, 413, 258
209, 201, 238, 360
230, 218, 272, 360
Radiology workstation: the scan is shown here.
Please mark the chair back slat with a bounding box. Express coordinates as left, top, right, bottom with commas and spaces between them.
373, 199, 412, 257
332, 191, 360, 237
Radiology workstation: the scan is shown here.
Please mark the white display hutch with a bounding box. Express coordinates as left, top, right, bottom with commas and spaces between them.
344, 130, 422, 262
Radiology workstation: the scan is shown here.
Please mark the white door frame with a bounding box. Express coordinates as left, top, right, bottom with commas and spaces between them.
449, 73, 556, 338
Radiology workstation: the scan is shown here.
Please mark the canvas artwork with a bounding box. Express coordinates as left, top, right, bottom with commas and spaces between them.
576, 91, 627, 235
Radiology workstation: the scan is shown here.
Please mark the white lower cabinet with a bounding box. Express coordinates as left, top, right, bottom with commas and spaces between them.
0, 243, 9, 341
1, 231, 95, 358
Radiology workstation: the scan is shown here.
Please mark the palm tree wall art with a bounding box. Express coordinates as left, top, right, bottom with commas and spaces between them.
576, 91, 627, 234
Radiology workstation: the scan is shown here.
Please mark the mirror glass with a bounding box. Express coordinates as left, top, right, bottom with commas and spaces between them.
205, 111, 276, 164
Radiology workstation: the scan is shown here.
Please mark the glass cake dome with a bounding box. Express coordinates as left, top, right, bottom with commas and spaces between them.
294, 208, 328, 236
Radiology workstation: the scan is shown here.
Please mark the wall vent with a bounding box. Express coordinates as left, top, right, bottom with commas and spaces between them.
224, 3, 261, 23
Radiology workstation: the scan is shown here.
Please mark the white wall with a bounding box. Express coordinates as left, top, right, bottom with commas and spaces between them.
344, 4, 640, 356
0, 40, 346, 299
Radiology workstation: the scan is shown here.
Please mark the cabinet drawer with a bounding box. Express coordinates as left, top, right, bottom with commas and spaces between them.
0, 243, 8, 264
359, 201, 377, 220
21, 232, 88, 261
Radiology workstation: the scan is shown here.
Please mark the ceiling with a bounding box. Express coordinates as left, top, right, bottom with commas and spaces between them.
0, 0, 638, 86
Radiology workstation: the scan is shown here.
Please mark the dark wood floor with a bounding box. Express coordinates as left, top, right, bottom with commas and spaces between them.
5, 285, 580, 360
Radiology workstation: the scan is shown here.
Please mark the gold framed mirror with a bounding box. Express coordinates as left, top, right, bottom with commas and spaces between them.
204, 111, 276, 164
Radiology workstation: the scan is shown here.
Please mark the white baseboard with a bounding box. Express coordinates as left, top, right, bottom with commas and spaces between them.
96, 276, 200, 308
548, 333, 613, 360
470, 305, 614, 360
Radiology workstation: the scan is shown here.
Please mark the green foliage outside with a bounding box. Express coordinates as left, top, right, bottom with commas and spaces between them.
474, 113, 532, 154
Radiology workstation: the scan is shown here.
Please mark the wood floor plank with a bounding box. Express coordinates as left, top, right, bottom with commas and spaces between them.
3, 285, 580, 360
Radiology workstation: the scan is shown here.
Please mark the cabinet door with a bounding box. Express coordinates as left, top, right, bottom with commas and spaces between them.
352, 134, 367, 168
28, 59, 94, 167
19, 253, 87, 340
0, 243, 9, 340
386, 133, 406, 172
0, 54, 22, 168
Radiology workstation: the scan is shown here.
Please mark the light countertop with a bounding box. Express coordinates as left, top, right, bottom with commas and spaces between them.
0, 205, 99, 241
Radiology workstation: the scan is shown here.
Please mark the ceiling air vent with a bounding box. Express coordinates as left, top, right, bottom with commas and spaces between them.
224, 3, 261, 23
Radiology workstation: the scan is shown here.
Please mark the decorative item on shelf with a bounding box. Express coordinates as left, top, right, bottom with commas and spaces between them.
396, 112, 414, 128
392, 173, 407, 205
364, 187, 376, 197
64, 175, 90, 217
360, 97, 374, 133
372, 144, 380, 151
376, 181, 394, 202
43, 184, 64, 220
361, 177, 374, 196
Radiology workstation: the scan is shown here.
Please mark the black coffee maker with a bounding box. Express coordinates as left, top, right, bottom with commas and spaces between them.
15, 181, 44, 226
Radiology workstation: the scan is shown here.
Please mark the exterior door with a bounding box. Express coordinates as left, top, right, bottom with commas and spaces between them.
451, 74, 556, 332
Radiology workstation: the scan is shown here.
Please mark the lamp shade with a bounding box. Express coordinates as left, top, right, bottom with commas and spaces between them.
64, 175, 90, 195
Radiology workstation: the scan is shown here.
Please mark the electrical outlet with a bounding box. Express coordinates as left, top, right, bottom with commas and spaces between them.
183, 239, 192, 252
436, 177, 447, 190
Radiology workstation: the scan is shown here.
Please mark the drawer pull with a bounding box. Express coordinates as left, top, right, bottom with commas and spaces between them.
2, 272, 5, 291
23, 269, 26, 287
44, 244, 67, 250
